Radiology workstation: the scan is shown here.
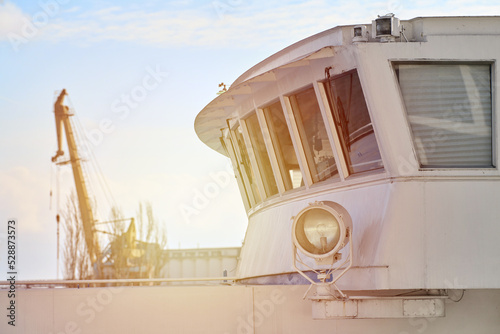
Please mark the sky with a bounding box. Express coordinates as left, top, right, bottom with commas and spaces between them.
0, 0, 499, 280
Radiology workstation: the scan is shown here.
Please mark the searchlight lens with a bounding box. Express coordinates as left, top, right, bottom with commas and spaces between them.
376, 18, 392, 35
295, 208, 341, 255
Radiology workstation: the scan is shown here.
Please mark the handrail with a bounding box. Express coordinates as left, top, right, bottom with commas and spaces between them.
0, 277, 237, 288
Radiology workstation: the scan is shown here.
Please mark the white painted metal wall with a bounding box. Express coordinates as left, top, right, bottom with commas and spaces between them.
1, 286, 499, 333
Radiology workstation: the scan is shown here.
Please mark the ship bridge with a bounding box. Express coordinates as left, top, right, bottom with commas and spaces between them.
195, 16, 500, 294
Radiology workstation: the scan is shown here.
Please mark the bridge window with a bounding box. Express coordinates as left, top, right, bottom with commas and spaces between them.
263, 101, 303, 190
244, 113, 279, 198
232, 124, 262, 205
324, 70, 383, 175
289, 86, 338, 183
396, 63, 493, 168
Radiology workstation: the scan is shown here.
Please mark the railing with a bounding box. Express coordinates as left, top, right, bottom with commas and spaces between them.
0, 276, 237, 288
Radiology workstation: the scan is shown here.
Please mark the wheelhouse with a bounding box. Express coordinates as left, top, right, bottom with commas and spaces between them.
195, 16, 500, 291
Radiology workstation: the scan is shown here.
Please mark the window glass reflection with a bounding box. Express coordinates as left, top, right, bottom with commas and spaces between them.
325, 70, 383, 174
289, 87, 338, 183
245, 113, 279, 198
233, 125, 262, 205
263, 101, 303, 190
223, 136, 250, 210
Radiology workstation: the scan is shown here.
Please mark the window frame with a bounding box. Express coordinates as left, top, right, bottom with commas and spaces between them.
319, 68, 385, 178
260, 98, 307, 194
284, 84, 341, 186
222, 133, 252, 211
229, 122, 263, 207
242, 110, 281, 199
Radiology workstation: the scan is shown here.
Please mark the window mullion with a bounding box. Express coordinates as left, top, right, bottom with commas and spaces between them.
256, 107, 286, 194
229, 124, 260, 206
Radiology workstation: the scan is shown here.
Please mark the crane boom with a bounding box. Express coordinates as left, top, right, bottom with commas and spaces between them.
52, 89, 101, 274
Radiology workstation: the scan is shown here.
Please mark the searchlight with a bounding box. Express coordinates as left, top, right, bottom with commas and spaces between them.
291, 201, 353, 300
372, 13, 400, 42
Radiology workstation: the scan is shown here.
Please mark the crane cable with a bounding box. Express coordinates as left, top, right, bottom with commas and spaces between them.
71, 112, 118, 221
64, 95, 119, 238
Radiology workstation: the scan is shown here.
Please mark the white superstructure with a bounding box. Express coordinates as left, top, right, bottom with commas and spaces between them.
194, 14, 500, 320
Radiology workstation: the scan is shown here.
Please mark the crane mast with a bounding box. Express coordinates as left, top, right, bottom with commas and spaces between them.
52, 89, 101, 275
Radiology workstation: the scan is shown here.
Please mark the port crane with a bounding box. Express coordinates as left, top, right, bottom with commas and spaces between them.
52, 89, 101, 273
51, 89, 151, 279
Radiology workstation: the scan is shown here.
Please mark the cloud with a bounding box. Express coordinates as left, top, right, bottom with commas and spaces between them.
37, 0, 361, 49
0, 2, 31, 39
2, 0, 499, 49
